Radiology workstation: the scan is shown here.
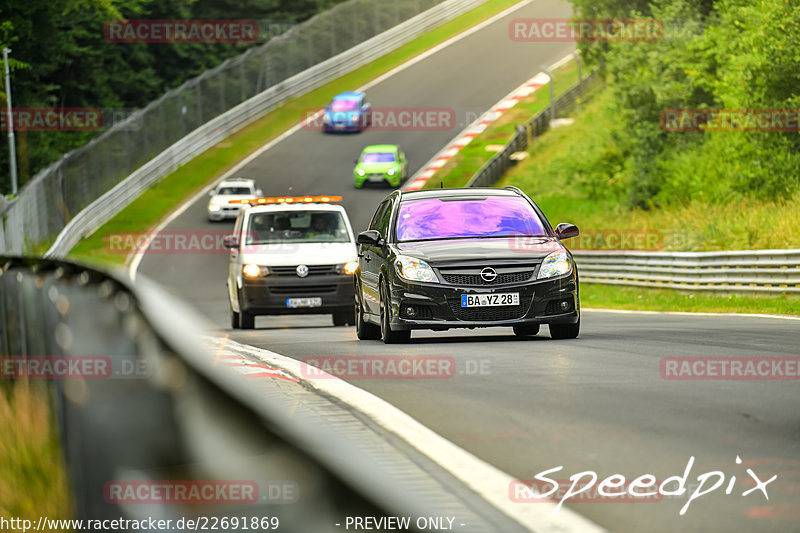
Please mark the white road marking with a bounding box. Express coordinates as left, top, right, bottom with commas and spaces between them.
583, 307, 800, 321
222, 336, 608, 533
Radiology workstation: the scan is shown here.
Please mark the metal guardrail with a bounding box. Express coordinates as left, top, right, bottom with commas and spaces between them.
572, 249, 800, 293
0, 0, 488, 256
466, 71, 604, 188
0, 256, 453, 529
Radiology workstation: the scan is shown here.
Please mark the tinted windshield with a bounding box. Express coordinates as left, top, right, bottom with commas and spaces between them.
217, 186, 252, 195
361, 152, 396, 163
246, 211, 350, 244
395, 196, 547, 241
330, 99, 360, 111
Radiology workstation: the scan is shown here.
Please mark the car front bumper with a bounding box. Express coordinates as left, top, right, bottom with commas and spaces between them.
385, 273, 579, 331
208, 206, 241, 220
324, 121, 362, 132
240, 274, 355, 315
354, 172, 401, 187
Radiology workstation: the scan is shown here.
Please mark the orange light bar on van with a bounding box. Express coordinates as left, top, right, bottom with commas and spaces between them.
228, 195, 343, 205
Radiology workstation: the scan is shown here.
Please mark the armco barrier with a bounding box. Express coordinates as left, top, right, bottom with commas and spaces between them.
572, 249, 800, 293
0, 0, 488, 256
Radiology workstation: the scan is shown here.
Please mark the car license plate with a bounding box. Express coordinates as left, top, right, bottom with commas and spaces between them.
368, 175, 384, 182
461, 293, 520, 307
286, 297, 322, 308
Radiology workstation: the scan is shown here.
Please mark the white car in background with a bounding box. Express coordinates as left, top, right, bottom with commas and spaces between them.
207, 178, 262, 221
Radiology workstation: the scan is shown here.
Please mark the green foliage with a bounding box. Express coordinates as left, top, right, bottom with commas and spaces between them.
567, 0, 800, 208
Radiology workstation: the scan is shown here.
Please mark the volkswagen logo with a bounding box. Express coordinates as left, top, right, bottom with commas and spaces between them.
480, 267, 497, 282
296, 265, 309, 278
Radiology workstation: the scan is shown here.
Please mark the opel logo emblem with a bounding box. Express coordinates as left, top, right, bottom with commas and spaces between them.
480, 267, 497, 282
296, 265, 309, 278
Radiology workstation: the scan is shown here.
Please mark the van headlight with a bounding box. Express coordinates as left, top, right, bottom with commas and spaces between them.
537, 251, 572, 279
208, 203, 221, 212
394, 255, 438, 283
243, 264, 268, 278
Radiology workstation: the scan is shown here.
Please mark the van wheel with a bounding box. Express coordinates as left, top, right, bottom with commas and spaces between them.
231, 311, 240, 329
240, 311, 255, 330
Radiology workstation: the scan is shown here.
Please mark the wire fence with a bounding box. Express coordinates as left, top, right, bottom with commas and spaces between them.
0, 0, 452, 254
466, 71, 604, 188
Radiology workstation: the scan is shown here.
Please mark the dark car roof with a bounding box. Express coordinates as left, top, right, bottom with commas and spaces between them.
399, 187, 521, 201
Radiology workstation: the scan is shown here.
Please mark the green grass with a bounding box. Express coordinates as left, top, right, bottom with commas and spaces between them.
582, 283, 800, 316
67, 0, 526, 266
423, 60, 581, 189
0, 382, 71, 525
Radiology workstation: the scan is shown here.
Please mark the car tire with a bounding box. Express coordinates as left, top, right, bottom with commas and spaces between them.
240, 311, 255, 330
231, 310, 240, 329
380, 283, 410, 344
549, 319, 579, 340
513, 324, 540, 337
356, 294, 380, 340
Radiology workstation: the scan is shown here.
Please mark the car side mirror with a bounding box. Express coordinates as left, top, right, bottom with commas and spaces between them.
255, 189, 263, 196
555, 223, 579, 240
208, 190, 215, 196
357, 230, 382, 246
223, 235, 240, 249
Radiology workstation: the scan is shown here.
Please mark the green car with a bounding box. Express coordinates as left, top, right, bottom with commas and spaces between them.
353, 145, 408, 188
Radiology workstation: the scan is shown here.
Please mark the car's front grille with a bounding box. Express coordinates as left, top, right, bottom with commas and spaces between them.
270, 265, 337, 276
447, 295, 532, 321
269, 285, 337, 295
439, 268, 534, 286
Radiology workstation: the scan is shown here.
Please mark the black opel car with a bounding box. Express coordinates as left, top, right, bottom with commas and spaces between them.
354, 187, 580, 343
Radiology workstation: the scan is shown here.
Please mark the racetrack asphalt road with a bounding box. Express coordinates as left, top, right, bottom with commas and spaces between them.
136, 0, 800, 531
229, 310, 800, 533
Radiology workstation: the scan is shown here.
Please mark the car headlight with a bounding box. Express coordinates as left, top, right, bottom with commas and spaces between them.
208, 203, 221, 212
243, 264, 268, 278
356, 168, 366, 176
394, 255, 438, 283
335, 261, 359, 275
349, 113, 360, 122
537, 250, 572, 279
323, 114, 331, 123
387, 168, 396, 176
